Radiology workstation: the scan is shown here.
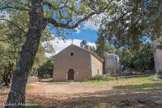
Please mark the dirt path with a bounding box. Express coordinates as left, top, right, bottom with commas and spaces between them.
26, 81, 162, 108
1, 80, 162, 108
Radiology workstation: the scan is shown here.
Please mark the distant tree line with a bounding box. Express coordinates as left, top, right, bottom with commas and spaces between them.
37, 57, 54, 78
96, 0, 161, 72
96, 42, 154, 71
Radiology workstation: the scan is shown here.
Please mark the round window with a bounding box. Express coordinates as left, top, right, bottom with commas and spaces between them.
70, 52, 74, 56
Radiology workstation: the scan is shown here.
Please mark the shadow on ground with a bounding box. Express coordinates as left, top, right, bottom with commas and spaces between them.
27, 89, 162, 108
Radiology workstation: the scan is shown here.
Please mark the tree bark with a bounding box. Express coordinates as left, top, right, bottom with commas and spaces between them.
6, 0, 44, 107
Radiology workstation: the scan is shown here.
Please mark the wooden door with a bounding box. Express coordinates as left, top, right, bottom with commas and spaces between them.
68, 69, 74, 80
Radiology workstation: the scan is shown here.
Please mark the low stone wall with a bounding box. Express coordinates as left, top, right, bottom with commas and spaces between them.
0, 76, 38, 85
27, 76, 38, 83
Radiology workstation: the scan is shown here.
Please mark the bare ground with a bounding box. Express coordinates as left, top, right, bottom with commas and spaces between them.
0, 79, 162, 108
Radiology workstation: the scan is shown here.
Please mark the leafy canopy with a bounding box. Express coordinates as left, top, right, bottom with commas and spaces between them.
98, 0, 162, 49
0, 0, 117, 37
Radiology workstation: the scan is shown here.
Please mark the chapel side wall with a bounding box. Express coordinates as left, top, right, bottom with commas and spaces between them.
53, 45, 92, 81
91, 55, 103, 77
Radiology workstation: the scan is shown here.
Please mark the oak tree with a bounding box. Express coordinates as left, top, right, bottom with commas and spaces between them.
98, 0, 161, 49
0, 0, 115, 107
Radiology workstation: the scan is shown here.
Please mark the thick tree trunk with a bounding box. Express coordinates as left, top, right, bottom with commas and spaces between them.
6, 0, 44, 107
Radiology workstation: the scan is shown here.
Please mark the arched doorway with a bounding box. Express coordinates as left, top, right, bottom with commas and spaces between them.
68, 68, 74, 80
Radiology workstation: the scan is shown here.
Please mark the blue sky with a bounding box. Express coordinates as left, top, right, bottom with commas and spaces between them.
46, 15, 102, 56
47, 22, 100, 56
64, 15, 102, 43
67, 28, 98, 43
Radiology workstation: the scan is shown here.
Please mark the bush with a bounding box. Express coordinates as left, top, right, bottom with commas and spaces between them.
106, 77, 114, 81
91, 74, 114, 81
38, 57, 54, 78
92, 74, 107, 80
119, 43, 154, 71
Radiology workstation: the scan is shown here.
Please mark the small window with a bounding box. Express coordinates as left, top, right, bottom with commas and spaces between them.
70, 52, 74, 56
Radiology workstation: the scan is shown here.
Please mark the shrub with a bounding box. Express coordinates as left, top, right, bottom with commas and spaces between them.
106, 77, 114, 81
92, 74, 114, 81
92, 74, 107, 81
38, 57, 54, 78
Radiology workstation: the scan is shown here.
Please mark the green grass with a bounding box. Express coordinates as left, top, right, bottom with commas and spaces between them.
85, 74, 115, 82
65, 75, 162, 107
113, 75, 162, 91
85, 77, 115, 82
83, 75, 162, 91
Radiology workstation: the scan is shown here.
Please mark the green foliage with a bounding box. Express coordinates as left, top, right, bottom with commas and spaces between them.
96, 38, 118, 58
96, 35, 106, 58
92, 74, 107, 80
106, 77, 114, 81
133, 43, 154, 70
29, 44, 48, 76
147, 75, 158, 81
38, 57, 54, 78
119, 47, 133, 68
43, 0, 114, 36
90, 74, 114, 81
114, 75, 162, 91
119, 43, 154, 70
98, 0, 162, 49
103, 44, 117, 54
0, 0, 116, 77
0, 18, 20, 85
0, 11, 54, 83
0, 0, 122, 104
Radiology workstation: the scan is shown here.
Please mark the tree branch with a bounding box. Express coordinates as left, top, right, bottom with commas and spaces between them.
46, 0, 112, 29
47, 12, 95, 29
0, 0, 30, 11
0, 6, 29, 11
43, 0, 113, 29
43, 1, 68, 10
0, 19, 26, 34
47, 6, 110, 29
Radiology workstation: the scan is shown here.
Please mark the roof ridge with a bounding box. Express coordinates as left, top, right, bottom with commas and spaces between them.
71, 44, 104, 62
54, 44, 104, 63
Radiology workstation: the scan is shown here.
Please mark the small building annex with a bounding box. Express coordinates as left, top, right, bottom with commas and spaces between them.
53, 44, 104, 81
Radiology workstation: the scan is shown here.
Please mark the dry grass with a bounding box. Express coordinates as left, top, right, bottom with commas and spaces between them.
0, 75, 162, 108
